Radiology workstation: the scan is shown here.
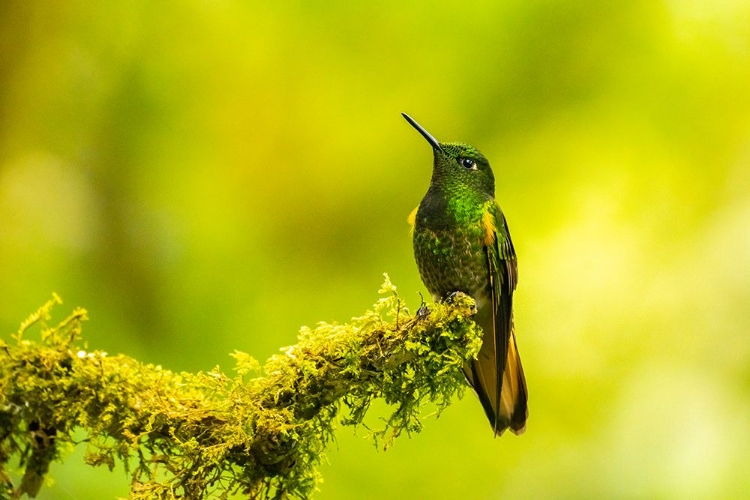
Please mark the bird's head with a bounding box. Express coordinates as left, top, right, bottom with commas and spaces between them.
402, 113, 495, 197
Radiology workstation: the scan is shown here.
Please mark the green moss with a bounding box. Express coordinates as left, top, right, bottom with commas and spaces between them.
0, 276, 481, 499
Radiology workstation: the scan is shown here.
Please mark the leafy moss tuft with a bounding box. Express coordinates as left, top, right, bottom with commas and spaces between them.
0, 277, 481, 499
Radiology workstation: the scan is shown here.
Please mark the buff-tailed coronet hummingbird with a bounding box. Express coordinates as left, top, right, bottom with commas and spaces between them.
403, 113, 528, 436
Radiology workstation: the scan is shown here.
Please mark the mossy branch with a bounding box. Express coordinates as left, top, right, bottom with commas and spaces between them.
0, 277, 482, 499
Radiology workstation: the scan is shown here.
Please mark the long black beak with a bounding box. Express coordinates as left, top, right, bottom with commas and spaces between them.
402, 113, 444, 153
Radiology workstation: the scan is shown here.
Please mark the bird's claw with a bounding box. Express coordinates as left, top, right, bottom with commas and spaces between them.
445, 291, 477, 314
416, 291, 430, 319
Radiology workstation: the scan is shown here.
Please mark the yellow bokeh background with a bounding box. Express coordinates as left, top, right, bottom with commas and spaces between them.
2, 1, 749, 498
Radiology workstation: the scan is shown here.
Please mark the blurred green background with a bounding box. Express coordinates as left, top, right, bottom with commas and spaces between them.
2, 1, 750, 498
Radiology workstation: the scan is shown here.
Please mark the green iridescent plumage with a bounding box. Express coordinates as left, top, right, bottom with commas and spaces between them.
404, 113, 528, 436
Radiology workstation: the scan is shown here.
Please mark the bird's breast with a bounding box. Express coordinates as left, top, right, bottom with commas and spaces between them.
412, 221, 490, 300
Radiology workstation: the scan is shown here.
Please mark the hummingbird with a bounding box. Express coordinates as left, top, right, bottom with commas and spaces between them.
403, 113, 528, 436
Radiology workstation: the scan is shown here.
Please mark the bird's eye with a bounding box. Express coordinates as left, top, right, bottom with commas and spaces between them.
460, 158, 476, 170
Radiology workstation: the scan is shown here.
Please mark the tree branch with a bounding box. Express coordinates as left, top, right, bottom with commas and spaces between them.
0, 277, 481, 499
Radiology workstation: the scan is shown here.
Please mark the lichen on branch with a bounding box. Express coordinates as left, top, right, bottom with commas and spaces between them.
0, 276, 482, 499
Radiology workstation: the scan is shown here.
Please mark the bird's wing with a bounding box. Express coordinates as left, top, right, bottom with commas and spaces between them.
468, 202, 527, 435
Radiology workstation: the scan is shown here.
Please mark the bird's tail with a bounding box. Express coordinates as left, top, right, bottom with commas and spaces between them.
501, 326, 528, 434
463, 309, 528, 436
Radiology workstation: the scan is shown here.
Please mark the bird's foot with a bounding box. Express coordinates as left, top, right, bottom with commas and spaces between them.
416, 292, 430, 319
445, 291, 477, 314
